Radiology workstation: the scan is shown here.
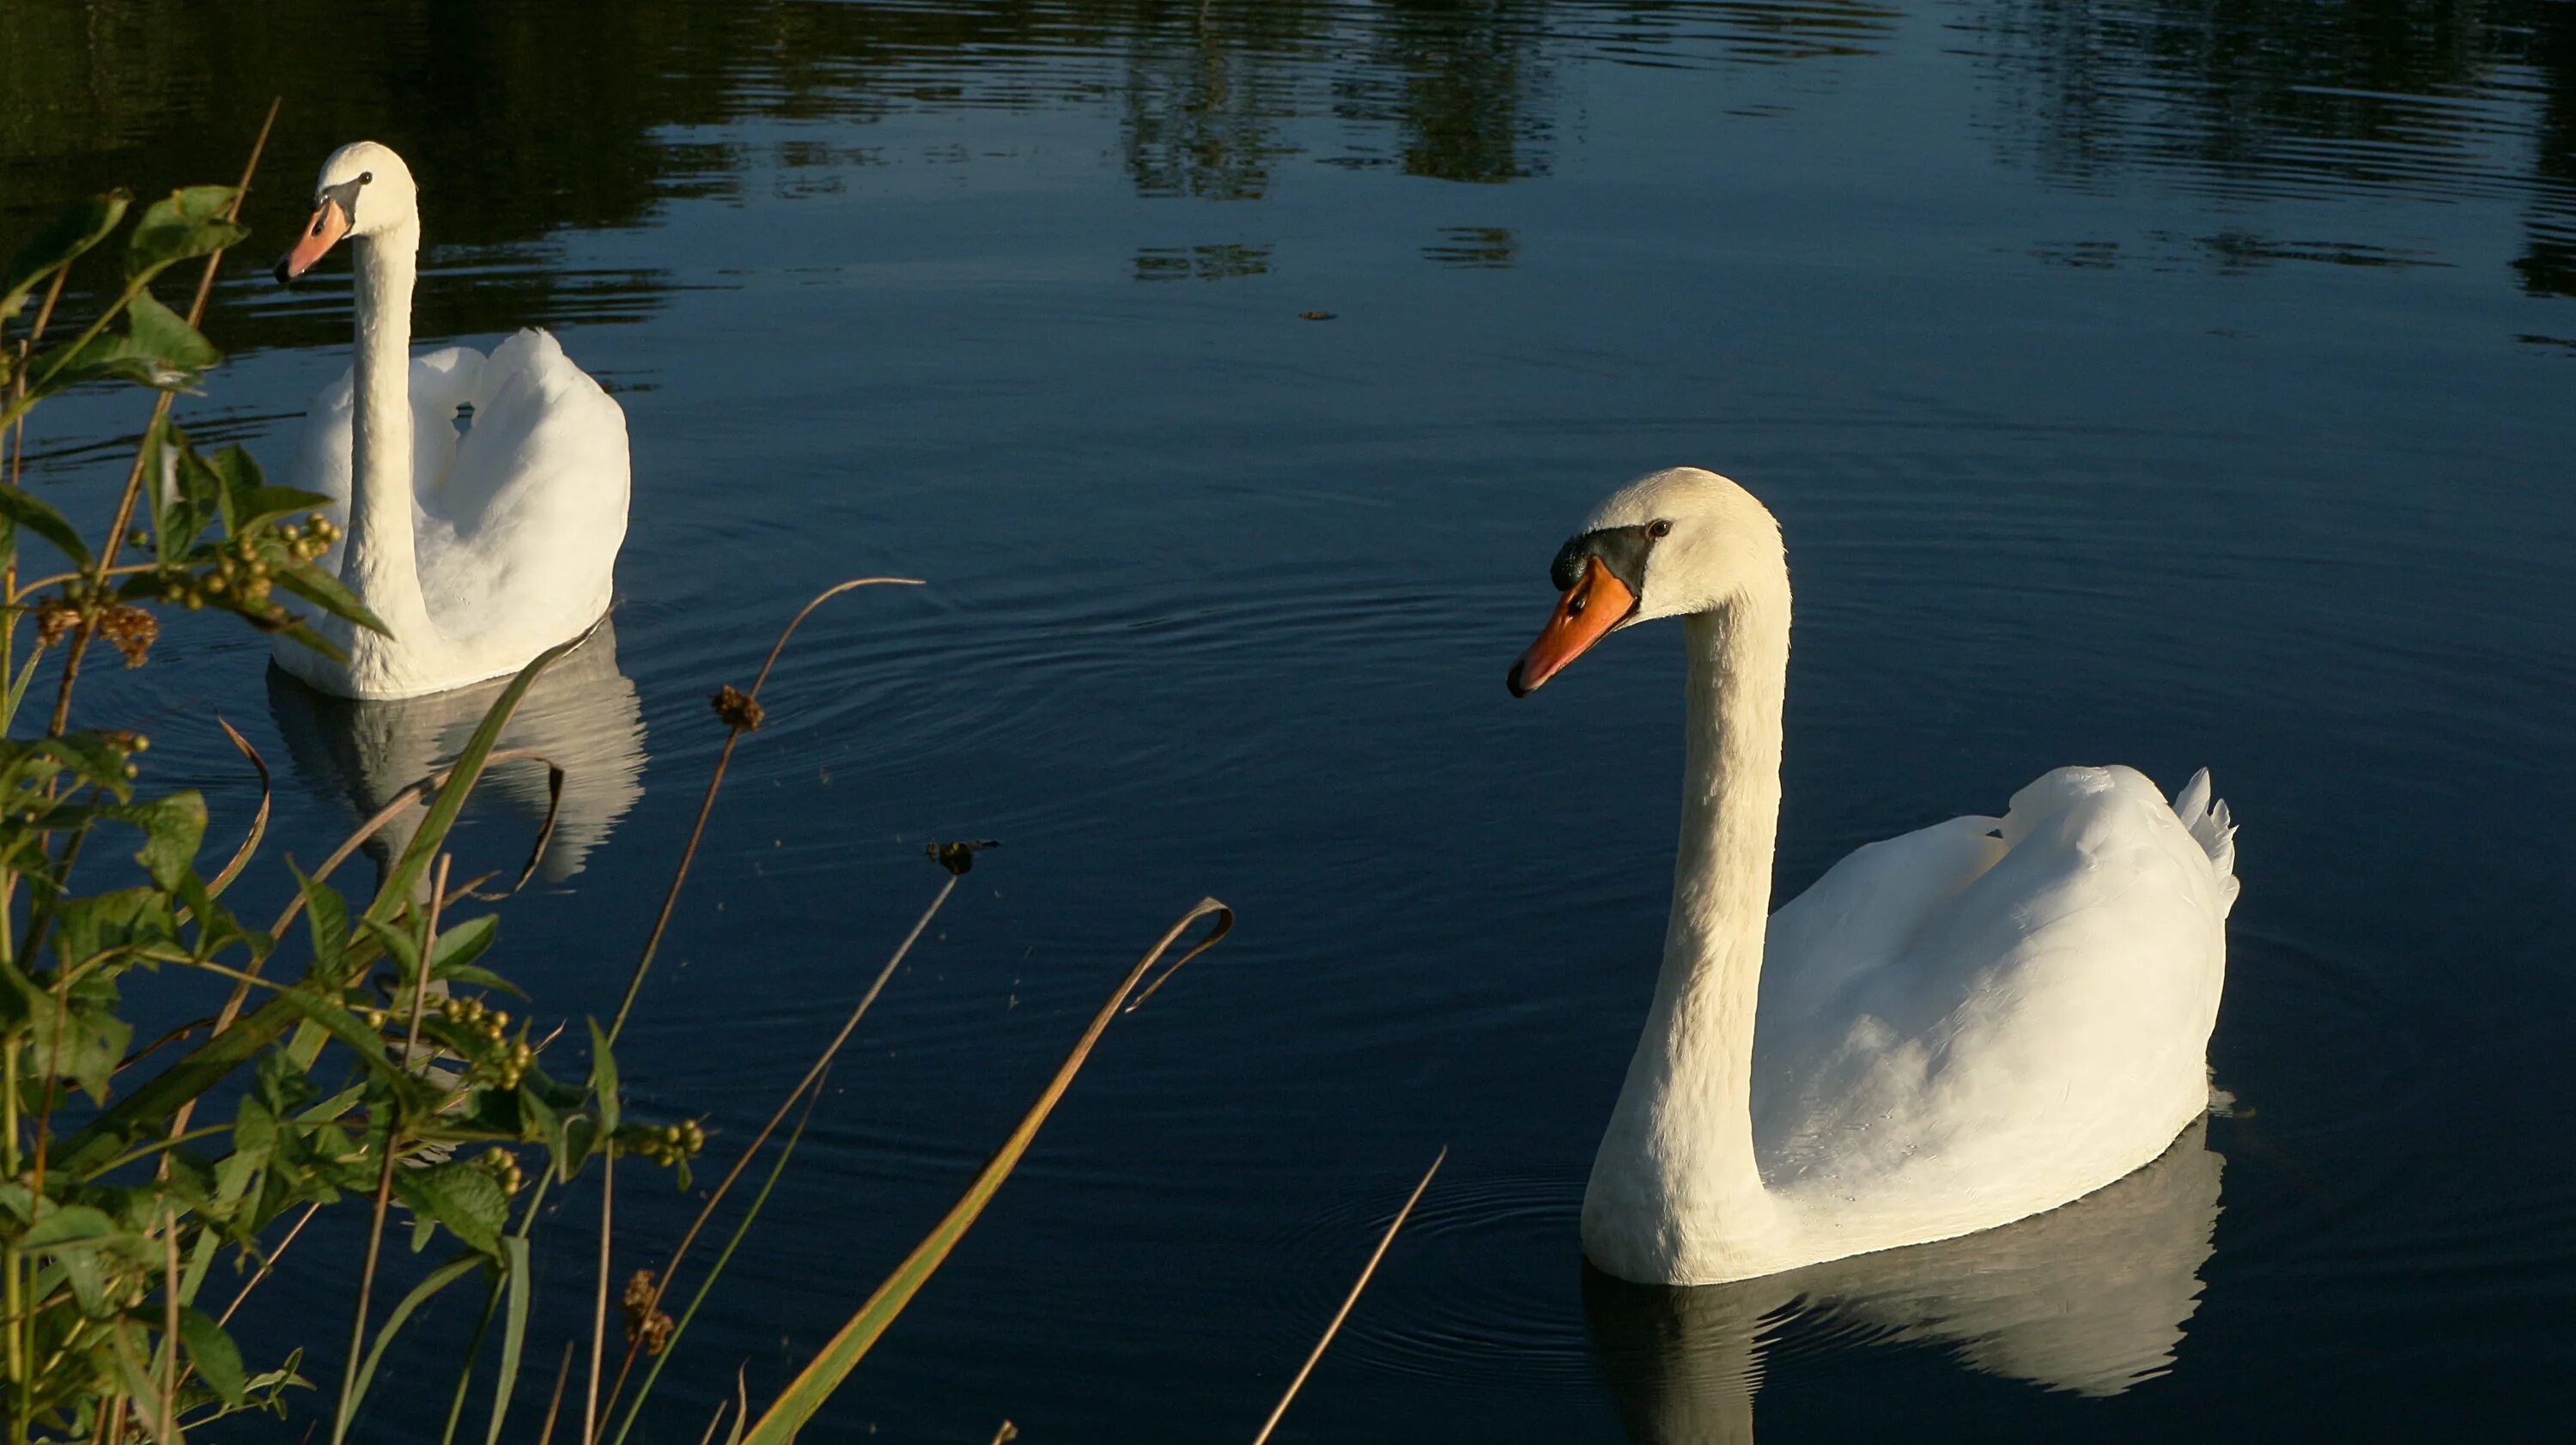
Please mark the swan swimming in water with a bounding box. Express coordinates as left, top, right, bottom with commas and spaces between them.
272, 140, 629, 700
1510, 467, 2237, 1286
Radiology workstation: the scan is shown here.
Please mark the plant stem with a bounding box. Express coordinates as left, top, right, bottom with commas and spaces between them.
214, 1201, 317, 1330
598, 873, 956, 1434
3, 1035, 22, 1445
158, 1205, 180, 1444
605, 576, 921, 1044
1249, 1147, 1447, 1445
583, 1158, 612, 1445
334, 1112, 401, 1444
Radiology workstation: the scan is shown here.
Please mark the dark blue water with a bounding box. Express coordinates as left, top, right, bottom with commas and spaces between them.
9, 1, 2575, 1439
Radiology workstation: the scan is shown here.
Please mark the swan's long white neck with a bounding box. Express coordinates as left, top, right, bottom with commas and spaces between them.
344, 218, 434, 647
1583, 564, 1791, 1279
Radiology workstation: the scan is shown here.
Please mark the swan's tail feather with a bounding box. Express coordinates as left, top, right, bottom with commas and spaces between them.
2175, 768, 2240, 917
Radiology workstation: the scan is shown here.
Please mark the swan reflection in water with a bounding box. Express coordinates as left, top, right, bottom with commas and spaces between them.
265, 620, 647, 893
1586, 1122, 2222, 1443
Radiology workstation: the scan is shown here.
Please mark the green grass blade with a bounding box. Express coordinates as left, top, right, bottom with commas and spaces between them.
482, 1235, 532, 1445
365, 630, 587, 925
438, 1273, 501, 1445
740, 899, 1232, 1445
339, 1253, 481, 1437
608, 1070, 829, 1445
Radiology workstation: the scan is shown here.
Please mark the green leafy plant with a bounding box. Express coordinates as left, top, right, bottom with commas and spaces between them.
0, 125, 703, 1443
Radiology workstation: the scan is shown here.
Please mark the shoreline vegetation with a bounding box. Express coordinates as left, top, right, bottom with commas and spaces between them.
0, 109, 1428, 1444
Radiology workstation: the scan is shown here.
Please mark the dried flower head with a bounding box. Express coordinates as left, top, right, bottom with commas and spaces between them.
711, 683, 765, 731
621, 1269, 675, 1354
33, 594, 79, 648
99, 604, 160, 668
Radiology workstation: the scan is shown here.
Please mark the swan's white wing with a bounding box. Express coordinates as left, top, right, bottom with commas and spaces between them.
1757, 814, 2006, 1041
1757, 767, 2232, 1247
413, 329, 629, 652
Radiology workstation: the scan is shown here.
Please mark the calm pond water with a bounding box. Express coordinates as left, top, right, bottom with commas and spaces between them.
9, 0, 2575, 1439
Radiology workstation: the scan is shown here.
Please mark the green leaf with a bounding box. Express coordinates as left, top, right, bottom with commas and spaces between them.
16, 1203, 118, 1248
1, 190, 129, 322
32, 731, 137, 797
273, 558, 391, 638
0, 483, 92, 568
363, 917, 424, 993
294, 863, 350, 981
180, 1306, 248, 1406
559, 1114, 598, 1182
431, 962, 526, 999
392, 1160, 507, 1257
428, 915, 501, 982
1, 650, 44, 734
31, 288, 221, 396
125, 185, 246, 281
102, 790, 207, 889
149, 420, 218, 562
50, 887, 179, 972
206, 444, 330, 535
49, 990, 304, 1181
2, 956, 132, 1106
586, 1019, 619, 1137
267, 613, 350, 665
267, 982, 432, 1102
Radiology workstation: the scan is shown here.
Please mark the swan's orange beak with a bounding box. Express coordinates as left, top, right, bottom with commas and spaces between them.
275, 198, 351, 284
1508, 556, 1636, 696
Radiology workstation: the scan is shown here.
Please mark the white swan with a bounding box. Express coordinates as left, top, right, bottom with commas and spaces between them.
271, 141, 629, 700
1509, 468, 2237, 1286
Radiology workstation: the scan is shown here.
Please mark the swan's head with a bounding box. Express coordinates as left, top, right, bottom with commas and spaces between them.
1507, 467, 1783, 696
275, 142, 419, 283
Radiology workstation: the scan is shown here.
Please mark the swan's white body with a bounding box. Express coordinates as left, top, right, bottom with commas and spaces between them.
275, 142, 629, 700
1515, 469, 2237, 1287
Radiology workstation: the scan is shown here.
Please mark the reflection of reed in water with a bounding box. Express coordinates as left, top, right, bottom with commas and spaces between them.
265, 620, 647, 892
1586, 1121, 2222, 1444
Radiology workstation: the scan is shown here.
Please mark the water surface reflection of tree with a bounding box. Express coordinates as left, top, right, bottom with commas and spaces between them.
4, 2, 1916, 320
1965, 0, 2576, 292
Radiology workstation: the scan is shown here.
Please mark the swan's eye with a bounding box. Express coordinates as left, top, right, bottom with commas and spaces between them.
358, 171, 374, 185
1647, 519, 1673, 539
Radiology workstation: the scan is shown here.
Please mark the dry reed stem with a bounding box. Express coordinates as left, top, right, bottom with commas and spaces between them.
606, 575, 924, 1042
694, 1401, 730, 1445
1248, 1147, 1448, 1445
216, 1201, 319, 1328
158, 1204, 179, 1442
597, 871, 959, 1433
47, 98, 277, 738
204, 717, 271, 897
585, 1157, 613, 1445
535, 1341, 576, 1445
739, 899, 1234, 1444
